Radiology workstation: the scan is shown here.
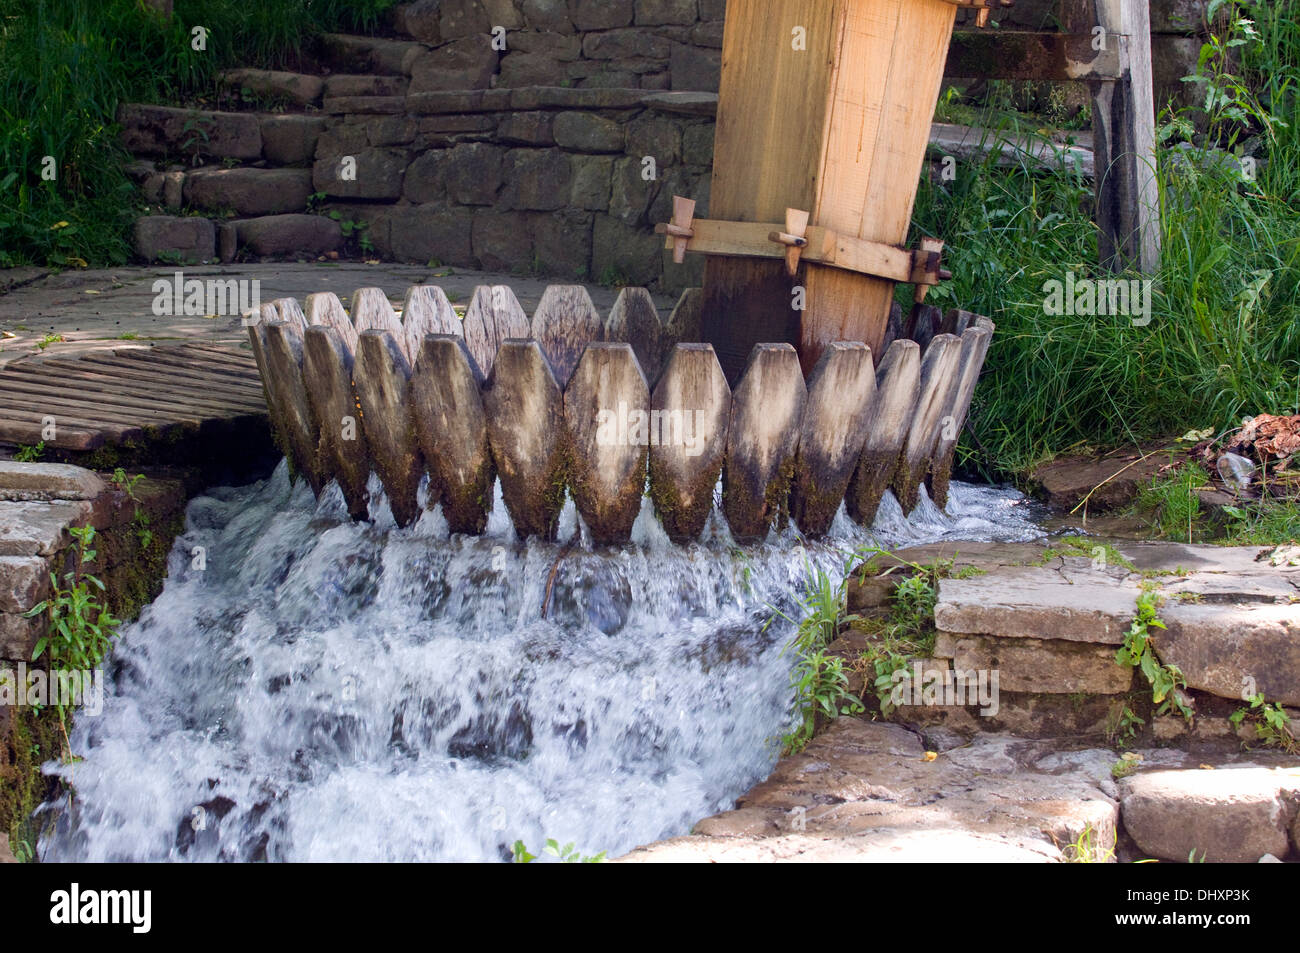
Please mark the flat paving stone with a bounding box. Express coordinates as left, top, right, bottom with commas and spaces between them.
0, 501, 92, 557
0, 462, 106, 502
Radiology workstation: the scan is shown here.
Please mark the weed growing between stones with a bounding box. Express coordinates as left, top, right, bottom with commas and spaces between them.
1060, 824, 1117, 863
1116, 585, 1193, 722
769, 557, 865, 755
1230, 694, 1298, 753
511, 839, 607, 864
23, 526, 122, 762
1105, 704, 1146, 750
770, 547, 964, 755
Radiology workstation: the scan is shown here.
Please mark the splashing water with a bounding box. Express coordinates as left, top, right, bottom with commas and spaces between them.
39, 464, 1044, 862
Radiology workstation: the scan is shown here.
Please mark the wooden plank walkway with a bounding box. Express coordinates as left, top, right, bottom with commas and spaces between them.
0, 343, 266, 451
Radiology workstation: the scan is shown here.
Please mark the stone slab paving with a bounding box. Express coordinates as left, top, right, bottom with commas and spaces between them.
0, 264, 672, 370
622, 719, 1300, 863
624, 539, 1297, 862
932, 542, 1300, 707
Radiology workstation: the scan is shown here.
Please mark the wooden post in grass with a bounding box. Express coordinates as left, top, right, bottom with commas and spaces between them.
1081, 0, 1161, 274
699, 0, 963, 381
945, 0, 1162, 275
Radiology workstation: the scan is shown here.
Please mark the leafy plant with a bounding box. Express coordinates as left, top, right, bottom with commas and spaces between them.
14, 442, 45, 462
1106, 705, 1145, 749
1230, 693, 1297, 752
511, 839, 606, 864
785, 649, 863, 753
1110, 755, 1139, 780
109, 467, 144, 498
1116, 586, 1193, 721
1061, 824, 1116, 863
23, 525, 121, 758
768, 559, 864, 754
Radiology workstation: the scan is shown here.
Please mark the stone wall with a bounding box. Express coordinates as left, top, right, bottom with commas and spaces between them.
392, 0, 725, 92
315, 88, 716, 293
125, 0, 1207, 285
0, 462, 186, 853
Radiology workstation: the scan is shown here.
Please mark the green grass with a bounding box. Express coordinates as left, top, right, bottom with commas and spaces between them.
0, 0, 397, 267
1221, 499, 1300, 544
1136, 463, 1211, 542
913, 1, 1300, 476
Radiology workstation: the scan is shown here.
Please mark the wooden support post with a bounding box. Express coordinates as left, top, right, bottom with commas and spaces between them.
701, 0, 961, 380
410, 335, 495, 535
463, 285, 530, 380
722, 343, 807, 541
648, 344, 732, 543
790, 341, 878, 537
846, 338, 921, 526
1072, 0, 1161, 273
482, 340, 567, 541
563, 344, 649, 545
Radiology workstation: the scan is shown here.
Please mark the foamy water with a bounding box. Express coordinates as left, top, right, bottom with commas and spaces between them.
39, 464, 1044, 862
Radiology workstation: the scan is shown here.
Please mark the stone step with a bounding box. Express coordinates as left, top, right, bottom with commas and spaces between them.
119, 104, 263, 161
121, 108, 326, 168
218, 69, 325, 107
931, 544, 1300, 706
323, 74, 410, 98
183, 168, 314, 217
235, 215, 344, 259
624, 719, 1300, 863
131, 213, 344, 264
318, 33, 423, 76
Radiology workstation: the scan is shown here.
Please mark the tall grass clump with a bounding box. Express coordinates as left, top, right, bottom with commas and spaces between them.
0, 0, 397, 267
913, 0, 1300, 477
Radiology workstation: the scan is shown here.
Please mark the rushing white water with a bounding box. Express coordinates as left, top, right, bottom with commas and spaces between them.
39, 464, 1044, 863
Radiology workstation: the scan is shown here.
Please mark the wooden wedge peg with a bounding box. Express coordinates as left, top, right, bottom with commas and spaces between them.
655, 196, 698, 264
767, 208, 811, 277
911, 237, 949, 305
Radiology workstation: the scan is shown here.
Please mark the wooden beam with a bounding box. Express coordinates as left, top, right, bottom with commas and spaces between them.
659, 217, 945, 286
945, 30, 1127, 81
700, 0, 842, 382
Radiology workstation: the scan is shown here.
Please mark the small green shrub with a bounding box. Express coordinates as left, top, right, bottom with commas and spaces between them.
511, 839, 607, 864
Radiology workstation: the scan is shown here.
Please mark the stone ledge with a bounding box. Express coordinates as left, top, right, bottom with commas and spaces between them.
931, 544, 1300, 706
1156, 603, 1300, 706
0, 462, 106, 502
406, 86, 664, 114
0, 611, 42, 661
0, 556, 48, 615
0, 501, 93, 557
934, 634, 1135, 695
934, 568, 1141, 644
